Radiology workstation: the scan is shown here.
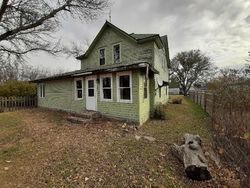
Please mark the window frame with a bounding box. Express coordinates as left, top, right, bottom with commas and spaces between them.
100, 74, 113, 102
143, 75, 148, 99
112, 43, 121, 64
74, 78, 83, 100
39, 83, 45, 98
116, 71, 132, 103
99, 47, 106, 65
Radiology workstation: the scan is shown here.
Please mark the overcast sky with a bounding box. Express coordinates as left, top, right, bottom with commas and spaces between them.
27, 0, 250, 72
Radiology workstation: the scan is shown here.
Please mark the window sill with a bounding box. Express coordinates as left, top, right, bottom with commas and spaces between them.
117, 99, 133, 103
100, 99, 113, 102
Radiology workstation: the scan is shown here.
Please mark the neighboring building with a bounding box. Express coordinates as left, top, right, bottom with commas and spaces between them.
34, 21, 170, 124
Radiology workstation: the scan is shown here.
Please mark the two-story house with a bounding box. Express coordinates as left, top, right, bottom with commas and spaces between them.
34, 21, 170, 124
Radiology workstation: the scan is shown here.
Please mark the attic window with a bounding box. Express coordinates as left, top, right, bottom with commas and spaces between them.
113, 44, 120, 63
100, 48, 105, 65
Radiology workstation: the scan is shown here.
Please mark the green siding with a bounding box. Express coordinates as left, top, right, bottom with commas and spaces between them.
97, 70, 139, 122
81, 27, 154, 69
38, 79, 85, 113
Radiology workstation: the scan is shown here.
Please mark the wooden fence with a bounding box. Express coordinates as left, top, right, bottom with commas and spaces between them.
0, 96, 37, 112
189, 88, 250, 186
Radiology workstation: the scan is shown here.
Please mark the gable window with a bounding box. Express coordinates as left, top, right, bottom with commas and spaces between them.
117, 72, 132, 102
100, 75, 112, 101
100, 48, 105, 65
144, 75, 148, 99
75, 79, 83, 99
39, 83, 45, 98
113, 44, 121, 63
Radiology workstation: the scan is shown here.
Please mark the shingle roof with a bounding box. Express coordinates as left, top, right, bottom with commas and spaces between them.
130, 33, 158, 40
32, 61, 159, 82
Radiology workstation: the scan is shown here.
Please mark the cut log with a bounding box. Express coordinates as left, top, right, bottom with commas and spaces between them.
171, 133, 212, 181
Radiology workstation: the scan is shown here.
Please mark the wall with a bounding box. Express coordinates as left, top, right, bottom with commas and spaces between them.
97, 70, 140, 123
81, 27, 154, 70
38, 79, 85, 113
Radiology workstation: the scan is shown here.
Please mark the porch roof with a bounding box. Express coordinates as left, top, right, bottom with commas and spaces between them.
32, 62, 159, 83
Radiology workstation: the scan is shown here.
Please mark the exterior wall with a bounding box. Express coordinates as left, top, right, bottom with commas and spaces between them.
38, 79, 85, 113
138, 70, 150, 124
38, 70, 141, 123
97, 70, 140, 122
81, 27, 154, 69
152, 43, 169, 105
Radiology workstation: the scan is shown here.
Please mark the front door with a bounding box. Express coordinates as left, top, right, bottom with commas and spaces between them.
86, 76, 97, 111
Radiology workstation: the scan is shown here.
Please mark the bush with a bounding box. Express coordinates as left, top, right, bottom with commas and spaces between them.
0, 80, 37, 97
172, 97, 182, 104
153, 103, 167, 120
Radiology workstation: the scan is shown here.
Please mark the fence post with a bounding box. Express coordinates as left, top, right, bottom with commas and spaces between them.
204, 92, 207, 112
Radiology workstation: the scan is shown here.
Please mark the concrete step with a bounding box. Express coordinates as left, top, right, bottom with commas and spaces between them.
66, 116, 92, 124
70, 111, 101, 120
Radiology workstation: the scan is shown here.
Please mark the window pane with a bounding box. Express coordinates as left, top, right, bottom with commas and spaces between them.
77, 90, 82, 98
103, 77, 111, 88
88, 89, 94, 97
43, 85, 45, 97
76, 80, 82, 89
120, 88, 130, 100
103, 89, 111, 99
40, 85, 43, 97
100, 49, 105, 58
88, 80, 94, 88
100, 58, 105, 65
144, 87, 147, 99
113, 44, 120, 63
119, 75, 130, 87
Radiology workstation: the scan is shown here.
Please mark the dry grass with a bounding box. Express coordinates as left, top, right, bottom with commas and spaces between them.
0, 96, 238, 187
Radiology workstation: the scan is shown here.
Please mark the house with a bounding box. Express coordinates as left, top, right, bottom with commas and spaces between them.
34, 21, 170, 124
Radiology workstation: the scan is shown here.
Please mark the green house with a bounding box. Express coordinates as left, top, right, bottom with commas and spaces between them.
34, 21, 170, 125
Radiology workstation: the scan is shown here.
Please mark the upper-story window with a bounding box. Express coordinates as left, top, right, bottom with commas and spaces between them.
99, 48, 105, 65
113, 44, 121, 63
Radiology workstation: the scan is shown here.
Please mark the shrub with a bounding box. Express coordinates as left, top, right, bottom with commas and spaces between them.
0, 80, 36, 97
172, 97, 182, 104
153, 103, 167, 120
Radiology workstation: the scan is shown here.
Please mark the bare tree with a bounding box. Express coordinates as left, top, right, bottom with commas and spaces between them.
0, 0, 108, 64
171, 50, 213, 96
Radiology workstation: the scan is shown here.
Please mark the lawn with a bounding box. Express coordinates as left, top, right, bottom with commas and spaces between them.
0, 96, 235, 187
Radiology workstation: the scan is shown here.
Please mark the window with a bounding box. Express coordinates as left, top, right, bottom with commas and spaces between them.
159, 87, 161, 98
99, 48, 105, 65
113, 44, 120, 63
39, 83, 45, 98
117, 72, 132, 102
100, 75, 112, 101
144, 75, 148, 99
75, 79, 83, 99
88, 80, 94, 97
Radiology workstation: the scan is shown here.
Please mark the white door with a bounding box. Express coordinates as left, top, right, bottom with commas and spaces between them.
86, 76, 97, 111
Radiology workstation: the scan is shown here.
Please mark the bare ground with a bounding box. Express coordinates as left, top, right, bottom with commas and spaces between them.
0, 96, 240, 187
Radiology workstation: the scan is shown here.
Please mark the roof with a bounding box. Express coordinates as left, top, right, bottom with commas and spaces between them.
129, 33, 158, 40
32, 61, 159, 83
76, 21, 166, 60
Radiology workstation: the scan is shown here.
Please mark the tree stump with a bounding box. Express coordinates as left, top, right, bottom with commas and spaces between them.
171, 133, 212, 181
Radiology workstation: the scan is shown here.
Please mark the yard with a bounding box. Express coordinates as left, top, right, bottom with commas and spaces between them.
0, 96, 238, 187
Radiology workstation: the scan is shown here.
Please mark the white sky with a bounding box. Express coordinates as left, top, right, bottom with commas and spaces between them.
27, 0, 250, 72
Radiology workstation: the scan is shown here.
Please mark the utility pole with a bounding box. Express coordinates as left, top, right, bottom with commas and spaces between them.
109, 8, 111, 22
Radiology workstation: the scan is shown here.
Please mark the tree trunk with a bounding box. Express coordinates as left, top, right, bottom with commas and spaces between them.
171, 133, 212, 181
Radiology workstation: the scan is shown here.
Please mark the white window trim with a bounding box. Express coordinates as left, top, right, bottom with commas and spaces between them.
99, 47, 106, 65
100, 74, 113, 102
74, 78, 83, 100
116, 71, 132, 103
112, 43, 121, 63
39, 83, 45, 98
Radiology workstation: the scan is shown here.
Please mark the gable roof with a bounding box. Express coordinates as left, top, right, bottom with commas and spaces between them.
76, 21, 166, 60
